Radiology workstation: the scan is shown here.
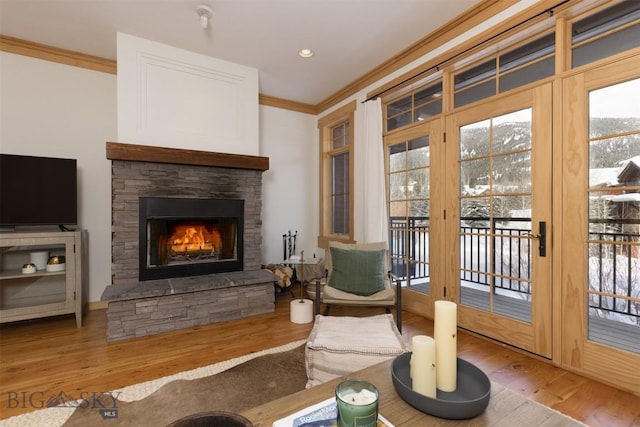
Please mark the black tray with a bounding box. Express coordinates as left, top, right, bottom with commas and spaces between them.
391, 352, 491, 419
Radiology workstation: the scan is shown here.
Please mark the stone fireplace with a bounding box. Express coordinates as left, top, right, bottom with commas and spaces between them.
101, 142, 277, 341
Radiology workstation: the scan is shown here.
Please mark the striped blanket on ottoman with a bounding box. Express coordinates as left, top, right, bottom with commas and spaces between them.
305, 314, 407, 387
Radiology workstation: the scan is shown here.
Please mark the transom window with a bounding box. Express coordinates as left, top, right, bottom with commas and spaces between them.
386, 81, 443, 132
571, 0, 640, 69
454, 33, 555, 108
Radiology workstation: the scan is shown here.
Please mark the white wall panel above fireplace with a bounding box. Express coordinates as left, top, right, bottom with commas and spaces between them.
117, 33, 259, 156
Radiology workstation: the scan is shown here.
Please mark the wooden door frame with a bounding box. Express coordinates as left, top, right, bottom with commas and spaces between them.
443, 83, 554, 357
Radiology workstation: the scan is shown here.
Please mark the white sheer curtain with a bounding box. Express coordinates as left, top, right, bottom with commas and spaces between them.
363, 97, 388, 243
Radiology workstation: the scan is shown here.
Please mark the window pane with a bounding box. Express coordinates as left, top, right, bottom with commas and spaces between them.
389, 201, 406, 219
415, 82, 443, 119
495, 195, 531, 220
454, 59, 496, 90
409, 199, 430, 218
572, 0, 640, 44
332, 194, 349, 234
573, 24, 640, 68
500, 57, 554, 93
332, 152, 349, 234
389, 142, 407, 173
414, 100, 442, 121
387, 95, 412, 116
389, 171, 407, 202
407, 136, 430, 168
571, 0, 640, 69
460, 120, 490, 160
493, 109, 532, 154
460, 158, 490, 193
454, 80, 496, 108
589, 137, 640, 173
387, 111, 412, 131
408, 169, 430, 198
415, 82, 443, 104
499, 33, 555, 72
460, 197, 491, 228
589, 78, 640, 138
332, 122, 349, 149
493, 152, 532, 194
332, 153, 349, 193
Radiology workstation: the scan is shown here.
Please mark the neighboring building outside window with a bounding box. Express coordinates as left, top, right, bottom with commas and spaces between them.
318, 100, 356, 248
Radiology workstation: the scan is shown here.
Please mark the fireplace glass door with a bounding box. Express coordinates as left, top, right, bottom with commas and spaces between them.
147, 218, 237, 267
139, 197, 244, 280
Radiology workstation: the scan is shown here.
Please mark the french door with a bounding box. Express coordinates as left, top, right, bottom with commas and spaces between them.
562, 56, 640, 393
386, 119, 442, 319
444, 84, 553, 357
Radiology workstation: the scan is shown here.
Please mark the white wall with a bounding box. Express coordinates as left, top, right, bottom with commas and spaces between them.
259, 105, 318, 264
0, 52, 317, 302
0, 52, 116, 303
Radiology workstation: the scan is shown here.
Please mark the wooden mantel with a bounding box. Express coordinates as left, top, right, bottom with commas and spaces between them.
106, 142, 269, 171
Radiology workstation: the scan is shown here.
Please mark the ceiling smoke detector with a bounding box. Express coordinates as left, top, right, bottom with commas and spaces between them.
196, 5, 213, 29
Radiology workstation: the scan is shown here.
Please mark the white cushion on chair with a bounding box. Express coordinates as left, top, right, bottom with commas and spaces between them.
305, 314, 406, 387
323, 284, 395, 301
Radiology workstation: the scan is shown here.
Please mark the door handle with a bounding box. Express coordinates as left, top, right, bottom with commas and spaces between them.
528, 221, 547, 257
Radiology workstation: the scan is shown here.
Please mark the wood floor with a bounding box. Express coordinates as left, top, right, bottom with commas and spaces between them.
1, 287, 639, 425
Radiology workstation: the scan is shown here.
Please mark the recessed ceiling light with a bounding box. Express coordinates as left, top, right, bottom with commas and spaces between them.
298, 49, 314, 58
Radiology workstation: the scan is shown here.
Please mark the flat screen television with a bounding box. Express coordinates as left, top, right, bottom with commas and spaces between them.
0, 154, 78, 228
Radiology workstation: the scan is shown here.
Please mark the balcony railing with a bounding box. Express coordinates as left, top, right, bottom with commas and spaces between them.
389, 215, 639, 325
588, 229, 640, 323
389, 216, 430, 282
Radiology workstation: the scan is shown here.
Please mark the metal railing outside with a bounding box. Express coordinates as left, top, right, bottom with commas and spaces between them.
589, 229, 640, 324
388, 216, 639, 323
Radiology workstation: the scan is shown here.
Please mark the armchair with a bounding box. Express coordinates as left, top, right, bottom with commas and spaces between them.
313, 241, 402, 332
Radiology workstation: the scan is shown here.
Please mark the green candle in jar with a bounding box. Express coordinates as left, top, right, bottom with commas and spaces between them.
335, 380, 379, 427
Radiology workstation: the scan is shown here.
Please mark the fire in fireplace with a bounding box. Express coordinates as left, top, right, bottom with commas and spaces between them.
168, 222, 221, 256
139, 197, 244, 281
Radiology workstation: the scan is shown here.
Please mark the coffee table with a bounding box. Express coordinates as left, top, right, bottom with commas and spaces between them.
241, 358, 432, 425
240, 357, 585, 426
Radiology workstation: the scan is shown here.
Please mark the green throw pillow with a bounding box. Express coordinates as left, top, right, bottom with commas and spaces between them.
328, 247, 386, 296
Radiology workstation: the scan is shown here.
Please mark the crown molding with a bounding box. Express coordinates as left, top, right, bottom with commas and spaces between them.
0, 34, 117, 74
259, 94, 317, 115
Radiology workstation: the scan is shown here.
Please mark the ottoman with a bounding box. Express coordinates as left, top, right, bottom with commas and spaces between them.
305, 314, 407, 387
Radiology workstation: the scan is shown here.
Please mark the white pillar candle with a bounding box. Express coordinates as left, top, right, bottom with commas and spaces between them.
434, 300, 457, 392
410, 335, 437, 398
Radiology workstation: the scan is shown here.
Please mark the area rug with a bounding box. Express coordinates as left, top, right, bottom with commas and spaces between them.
0, 339, 307, 427
1, 338, 587, 427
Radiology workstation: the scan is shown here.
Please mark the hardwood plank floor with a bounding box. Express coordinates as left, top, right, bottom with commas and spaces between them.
1, 287, 638, 425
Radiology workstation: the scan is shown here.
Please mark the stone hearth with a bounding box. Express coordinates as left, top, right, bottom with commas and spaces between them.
102, 142, 277, 341
103, 270, 275, 341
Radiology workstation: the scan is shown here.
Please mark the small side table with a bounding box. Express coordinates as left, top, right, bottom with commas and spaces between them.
285, 251, 319, 324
